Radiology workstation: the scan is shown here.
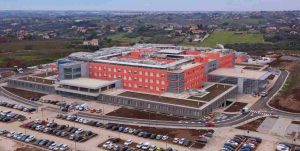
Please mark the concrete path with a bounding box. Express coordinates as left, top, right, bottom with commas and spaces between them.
257, 117, 277, 134
269, 117, 292, 137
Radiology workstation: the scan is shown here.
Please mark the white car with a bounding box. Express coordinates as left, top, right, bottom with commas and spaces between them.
49, 143, 57, 150
59, 144, 69, 151
136, 142, 143, 148
162, 135, 169, 141
124, 139, 132, 146
102, 141, 112, 148
25, 135, 35, 142
6, 131, 15, 137
178, 138, 185, 144
141, 142, 150, 150
173, 138, 179, 143
276, 144, 290, 151
149, 145, 157, 151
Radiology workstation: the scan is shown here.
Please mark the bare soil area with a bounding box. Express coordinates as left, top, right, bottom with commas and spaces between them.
106, 107, 190, 121
33, 71, 57, 78
20, 76, 55, 85
236, 117, 266, 132
269, 61, 300, 113
3, 86, 46, 99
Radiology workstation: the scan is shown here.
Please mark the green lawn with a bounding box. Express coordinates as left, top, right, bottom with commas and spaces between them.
199, 31, 267, 47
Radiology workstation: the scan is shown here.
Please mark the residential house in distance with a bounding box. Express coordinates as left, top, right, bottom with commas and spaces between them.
83, 39, 99, 46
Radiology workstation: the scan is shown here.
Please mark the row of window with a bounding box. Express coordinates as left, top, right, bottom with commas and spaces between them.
90, 72, 166, 85
89, 66, 165, 78
124, 83, 165, 91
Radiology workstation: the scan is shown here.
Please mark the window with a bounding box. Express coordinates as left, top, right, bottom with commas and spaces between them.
162, 81, 165, 85
145, 72, 148, 76
134, 84, 137, 88
128, 77, 132, 80
113, 68, 116, 72
161, 74, 165, 78
94, 72, 97, 76
99, 66, 101, 70
108, 68, 111, 71
139, 71, 142, 75
156, 73, 159, 77
134, 71, 137, 74
128, 83, 132, 87
128, 70, 132, 73
150, 79, 153, 83
150, 86, 153, 90
156, 87, 159, 91
145, 78, 148, 83
113, 75, 116, 78
124, 69, 127, 73
139, 78, 142, 82
108, 74, 111, 78
150, 72, 153, 77
118, 69, 121, 72
124, 76, 127, 80
156, 80, 159, 84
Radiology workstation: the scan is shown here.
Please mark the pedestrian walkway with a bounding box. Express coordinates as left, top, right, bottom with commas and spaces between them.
249, 109, 272, 116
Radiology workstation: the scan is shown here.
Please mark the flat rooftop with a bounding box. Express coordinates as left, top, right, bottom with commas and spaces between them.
209, 68, 271, 80
59, 78, 116, 89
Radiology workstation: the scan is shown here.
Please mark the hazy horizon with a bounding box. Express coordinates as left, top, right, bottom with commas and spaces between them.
1, 0, 300, 12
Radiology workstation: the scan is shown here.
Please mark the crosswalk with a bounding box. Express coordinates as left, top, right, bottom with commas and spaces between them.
249, 109, 272, 116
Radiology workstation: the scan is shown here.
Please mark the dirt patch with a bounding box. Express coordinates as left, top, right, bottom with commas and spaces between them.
33, 71, 57, 78
269, 60, 300, 112
15, 146, 45, 151
224, 102, 247, 112
188, 84, 232, 102
291, 121, 300, 125
269, 97, 300, 113
267, 74, 275, 80
3, 86, 46, 99
243, 66, 261, 70
106, 108, 190, 121
119, 91, 204, 108
236, 117, 266, 132
20, 76, 55, 85
0, 71, 15, 78
292, 87, 300, 100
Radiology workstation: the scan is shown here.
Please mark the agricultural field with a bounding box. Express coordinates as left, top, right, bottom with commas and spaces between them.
0, 40, 81, 67
200, 31, 267, 47
107, 33, 151, 43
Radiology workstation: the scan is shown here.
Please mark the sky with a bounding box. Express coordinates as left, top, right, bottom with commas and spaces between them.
1, 0, 300, 11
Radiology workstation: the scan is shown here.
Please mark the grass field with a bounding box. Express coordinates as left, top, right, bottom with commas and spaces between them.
0, 40, 73, 52
218, 18, 267, 25
199, 31, 267, 47
107, 33, 150, 43
0, 40, 80, 67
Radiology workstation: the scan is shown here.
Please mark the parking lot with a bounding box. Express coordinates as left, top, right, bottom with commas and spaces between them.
21, 119, 97, 143
0, 93, 300, 151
